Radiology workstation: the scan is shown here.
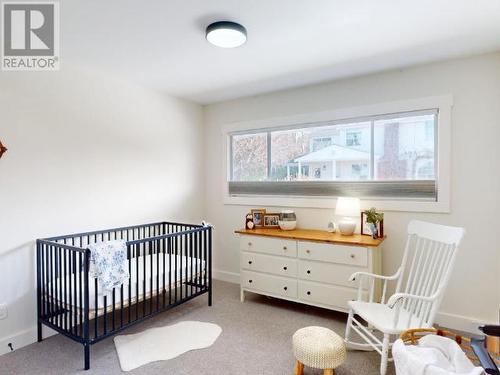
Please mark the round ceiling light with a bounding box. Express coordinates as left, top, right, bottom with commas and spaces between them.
206, 21, 247, 48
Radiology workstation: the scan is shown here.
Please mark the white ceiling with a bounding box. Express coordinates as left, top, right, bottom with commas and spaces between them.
63, 0, 500, 104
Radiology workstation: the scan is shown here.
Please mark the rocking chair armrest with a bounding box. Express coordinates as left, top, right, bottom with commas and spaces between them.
348, 270, 400, 283
387, 292, 440, 309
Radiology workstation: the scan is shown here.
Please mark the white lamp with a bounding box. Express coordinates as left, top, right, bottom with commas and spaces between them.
335, 197, 360, 236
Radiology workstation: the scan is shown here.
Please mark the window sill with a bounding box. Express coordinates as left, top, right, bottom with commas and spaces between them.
223, 195, 450, 213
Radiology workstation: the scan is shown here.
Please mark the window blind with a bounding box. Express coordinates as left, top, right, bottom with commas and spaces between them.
228, 180, 437, 201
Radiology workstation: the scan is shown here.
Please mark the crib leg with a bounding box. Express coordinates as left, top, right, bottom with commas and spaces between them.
208, 287, 213, 307
84, 344, 90, 370
37, 321, 43, 342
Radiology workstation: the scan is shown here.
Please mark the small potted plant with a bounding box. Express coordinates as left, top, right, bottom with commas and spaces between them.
363, 208, 384, 239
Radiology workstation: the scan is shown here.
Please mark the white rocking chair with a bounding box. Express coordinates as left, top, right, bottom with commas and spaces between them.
344, 220, 465, 375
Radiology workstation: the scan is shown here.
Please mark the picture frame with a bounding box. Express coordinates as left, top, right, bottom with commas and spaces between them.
263, 213, 280, 228
360, 212, 384, 238
251, 209, 266, 227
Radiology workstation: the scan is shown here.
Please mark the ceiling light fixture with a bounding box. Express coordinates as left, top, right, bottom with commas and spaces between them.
206, 21, 247, 48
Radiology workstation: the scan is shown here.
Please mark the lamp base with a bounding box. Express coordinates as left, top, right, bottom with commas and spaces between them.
338, 220, 356, 236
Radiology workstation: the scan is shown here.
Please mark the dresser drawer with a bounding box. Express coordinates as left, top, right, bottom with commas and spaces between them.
298, 260, 368, 287
298, 281, 367, 311
240, 235, 297, 258
241, 252, 297, 277
241, 270, 297, 299
298, 241, 368, 267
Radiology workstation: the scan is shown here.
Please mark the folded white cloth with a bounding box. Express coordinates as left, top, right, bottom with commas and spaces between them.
88, 240, 130, 293
392, 334, 484, 375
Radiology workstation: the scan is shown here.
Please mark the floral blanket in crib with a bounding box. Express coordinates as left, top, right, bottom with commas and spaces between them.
88, 240, 130, 292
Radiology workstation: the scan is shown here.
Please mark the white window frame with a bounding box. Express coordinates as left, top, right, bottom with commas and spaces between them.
221, 95, 452, 213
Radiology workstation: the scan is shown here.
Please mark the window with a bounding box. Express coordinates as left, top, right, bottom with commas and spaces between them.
312, 137, 332, 151
228, 109, 438, 200
231, 132, 267, 181
351, 163, 369, 179
346, 131, 362, 146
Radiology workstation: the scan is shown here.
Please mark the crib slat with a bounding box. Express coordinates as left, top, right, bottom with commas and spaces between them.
79, 252, 83, 336
163, 225, 167, 308
190, 233, 193, 296
174, 228, 178, 303
57, 246, 62, 328
197, 229, 200, 286
143, 240, 146, 318
40, 243, 45, 319
72, 251, 77, 335
204, 230, 208, 291
103, 295, 107, 335
63, 244, 67, 331
49, 245, 54, 324
180, 233, 183, 301
150, 240, 153, 314
127, 244, 131, 326
120, 285, 124, 329
156, 238, 160, 312
45, 244, 49, 318
94, 278, 98, 338
168, 237, 172, 305
162, 237, 166, 308
208, 226, 212, 305
45, 244, 49, 317
195, 231, 198, 290
184, 234, 188, 298
135, 243, 139, 321
112, 289, 116, 331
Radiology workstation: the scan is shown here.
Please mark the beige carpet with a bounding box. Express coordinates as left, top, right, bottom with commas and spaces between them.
0, 280, 394, 374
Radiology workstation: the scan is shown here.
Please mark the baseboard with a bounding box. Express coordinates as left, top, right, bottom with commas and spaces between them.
213, 269, 240, 284
0, 325, 56, 356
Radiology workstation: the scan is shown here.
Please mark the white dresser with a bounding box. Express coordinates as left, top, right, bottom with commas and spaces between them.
235, 228, 384, 313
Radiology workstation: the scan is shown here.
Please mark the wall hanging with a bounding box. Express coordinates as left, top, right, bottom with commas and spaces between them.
0, 140, 7, 158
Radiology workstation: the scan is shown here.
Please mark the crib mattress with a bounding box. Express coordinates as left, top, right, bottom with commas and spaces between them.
46, 254, 205, 314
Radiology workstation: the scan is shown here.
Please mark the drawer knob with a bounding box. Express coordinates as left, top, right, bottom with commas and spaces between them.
283, 246, 287, 250
283, 286, 288, 291
248, 261, 252, 265
307, 270, 311, 274
306, 249, 311, 254
249, 279, 253, 283
283, 266, 287, 271
307, 291, 311, 295
248, 242, 252, 246
350, 254, 355, 258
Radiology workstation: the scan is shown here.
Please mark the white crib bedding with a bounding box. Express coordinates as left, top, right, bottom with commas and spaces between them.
46, 254, 205, 315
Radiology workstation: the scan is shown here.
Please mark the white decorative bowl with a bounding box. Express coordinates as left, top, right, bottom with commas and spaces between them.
279, 220, 297, 231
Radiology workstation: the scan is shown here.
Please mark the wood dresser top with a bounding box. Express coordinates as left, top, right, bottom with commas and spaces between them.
235, 228, 385, 247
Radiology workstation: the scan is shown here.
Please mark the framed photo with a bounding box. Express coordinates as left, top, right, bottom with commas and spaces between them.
251, 209, 266, 227
263, 213, 280, 228
360, 212, 384, 238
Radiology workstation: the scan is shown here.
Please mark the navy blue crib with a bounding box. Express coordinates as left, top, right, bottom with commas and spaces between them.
36, 221, 212, 370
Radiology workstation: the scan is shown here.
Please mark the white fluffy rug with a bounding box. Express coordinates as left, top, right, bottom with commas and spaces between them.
114, 321, 222, 371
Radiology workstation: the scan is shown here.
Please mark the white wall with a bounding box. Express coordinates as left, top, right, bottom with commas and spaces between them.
0, 66, 204, 353
204, 53, 500, 332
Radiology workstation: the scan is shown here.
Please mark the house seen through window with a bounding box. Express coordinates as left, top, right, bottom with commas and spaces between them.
229, 109, 437, 199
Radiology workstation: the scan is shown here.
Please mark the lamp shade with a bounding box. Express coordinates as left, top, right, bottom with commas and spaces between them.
335, 197, 360, 217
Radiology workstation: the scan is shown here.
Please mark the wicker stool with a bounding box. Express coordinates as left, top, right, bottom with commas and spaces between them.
293, 326, 346, 375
